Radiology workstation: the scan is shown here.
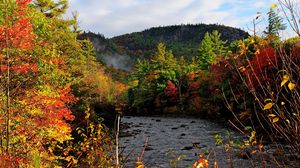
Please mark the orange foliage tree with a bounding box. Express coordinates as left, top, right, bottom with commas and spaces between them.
0, 0, 75, 166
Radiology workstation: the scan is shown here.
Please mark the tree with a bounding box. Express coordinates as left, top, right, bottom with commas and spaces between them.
264, 7, 286, 38
197, 31, 226, 70
32, 0, 68, 18
130, 43, 180, 112
0, 0, 75, 166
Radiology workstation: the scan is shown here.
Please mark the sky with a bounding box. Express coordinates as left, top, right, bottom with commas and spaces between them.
66, 0, 298, 38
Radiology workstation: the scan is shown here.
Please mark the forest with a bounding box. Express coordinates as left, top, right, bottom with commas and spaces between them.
0, 0, 300, 167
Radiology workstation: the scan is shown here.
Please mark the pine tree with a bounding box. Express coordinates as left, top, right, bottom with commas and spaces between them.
264, 8, 286, 37
197, 31, 226, 70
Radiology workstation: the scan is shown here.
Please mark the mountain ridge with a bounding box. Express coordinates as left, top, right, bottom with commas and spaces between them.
78, 23, 250, 70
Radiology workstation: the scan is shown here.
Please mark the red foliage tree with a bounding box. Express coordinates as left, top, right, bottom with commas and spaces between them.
164, 80, 179, 100
0, 0, 75, 164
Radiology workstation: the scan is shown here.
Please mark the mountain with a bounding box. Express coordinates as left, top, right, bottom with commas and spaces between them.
78, 24, 250, 70
111, 24, 249, 60
78, 32, 132, 71
78, 32, 121, 54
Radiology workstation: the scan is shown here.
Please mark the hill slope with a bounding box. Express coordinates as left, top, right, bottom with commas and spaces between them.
79, 24, 250, 70
111, 24, 249, 60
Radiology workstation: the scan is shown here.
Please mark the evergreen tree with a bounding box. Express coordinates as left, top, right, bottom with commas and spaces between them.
210, 31, 227, 56
264, 8, 286, 37
197, 31, 226, 70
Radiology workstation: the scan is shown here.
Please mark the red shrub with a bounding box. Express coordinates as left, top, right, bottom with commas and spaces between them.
164, 80, 179, 99
243, 47, 278, 88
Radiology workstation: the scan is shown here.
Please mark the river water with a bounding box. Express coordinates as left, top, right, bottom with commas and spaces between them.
119, 116, 263, 168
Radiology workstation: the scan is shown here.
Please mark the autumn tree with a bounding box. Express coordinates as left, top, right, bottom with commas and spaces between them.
32, 0, 68, 18
130, 43, 186, 113
0, 0, 120, 167
0, 0, 77, 166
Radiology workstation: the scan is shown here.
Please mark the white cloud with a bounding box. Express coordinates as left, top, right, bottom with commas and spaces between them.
66, 0, 296, 38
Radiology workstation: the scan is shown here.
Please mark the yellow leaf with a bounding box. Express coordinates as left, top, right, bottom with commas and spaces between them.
272, 117, 279, 123
281, 75, 289, 87
239, 66, 246, 72
251, 150, 257, 155
288, 82, 296, 90
72, 157, 78, 164
281, 102, 285, 106
244, 140, 250, 146
264, 98, 272, 102
268, 114, 276, 117
65, 156, 72, 162
137, 165, 144, 168
263, 103, 274, 110
286, 119, 290, 125
270, 4, 277, 9
136, 162, 144, 168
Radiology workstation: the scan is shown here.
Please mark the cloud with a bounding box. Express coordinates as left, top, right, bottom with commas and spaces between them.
66, 0, 296, 38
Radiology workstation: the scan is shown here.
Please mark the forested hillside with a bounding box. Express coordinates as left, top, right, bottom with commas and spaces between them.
79, 24, 249, 70
112, 24, 249, 60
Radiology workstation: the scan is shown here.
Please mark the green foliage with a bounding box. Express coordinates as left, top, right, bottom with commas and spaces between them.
0, 0, 122, 167
110, 24, 249, 61
264, 8, 286, 37
197, 31, 227, 70
33, 0, 68, 18
130, 43, 178, 109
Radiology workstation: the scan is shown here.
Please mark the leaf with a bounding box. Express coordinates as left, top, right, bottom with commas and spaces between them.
288, 82, 296, 90
270, 4, 277, 9
244, 140, 250, 146
214, 161, 219, 168
264, 98, 272, 102
281, 75, 289, 87
251, 150, 257, 155
244, 126, 252, 131
281, 102, 285, 106
263, 103, 274, 110
272, 117, 279, 123
239, 66, 246, 72
250, 131, 256, 142
136, 162, 144, 168
268, 114, 276, 117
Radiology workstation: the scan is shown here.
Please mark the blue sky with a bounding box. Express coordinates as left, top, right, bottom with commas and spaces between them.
66, 0, 297, 38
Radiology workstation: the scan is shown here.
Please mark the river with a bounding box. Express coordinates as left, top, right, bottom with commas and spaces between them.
119, 116, 266, 168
